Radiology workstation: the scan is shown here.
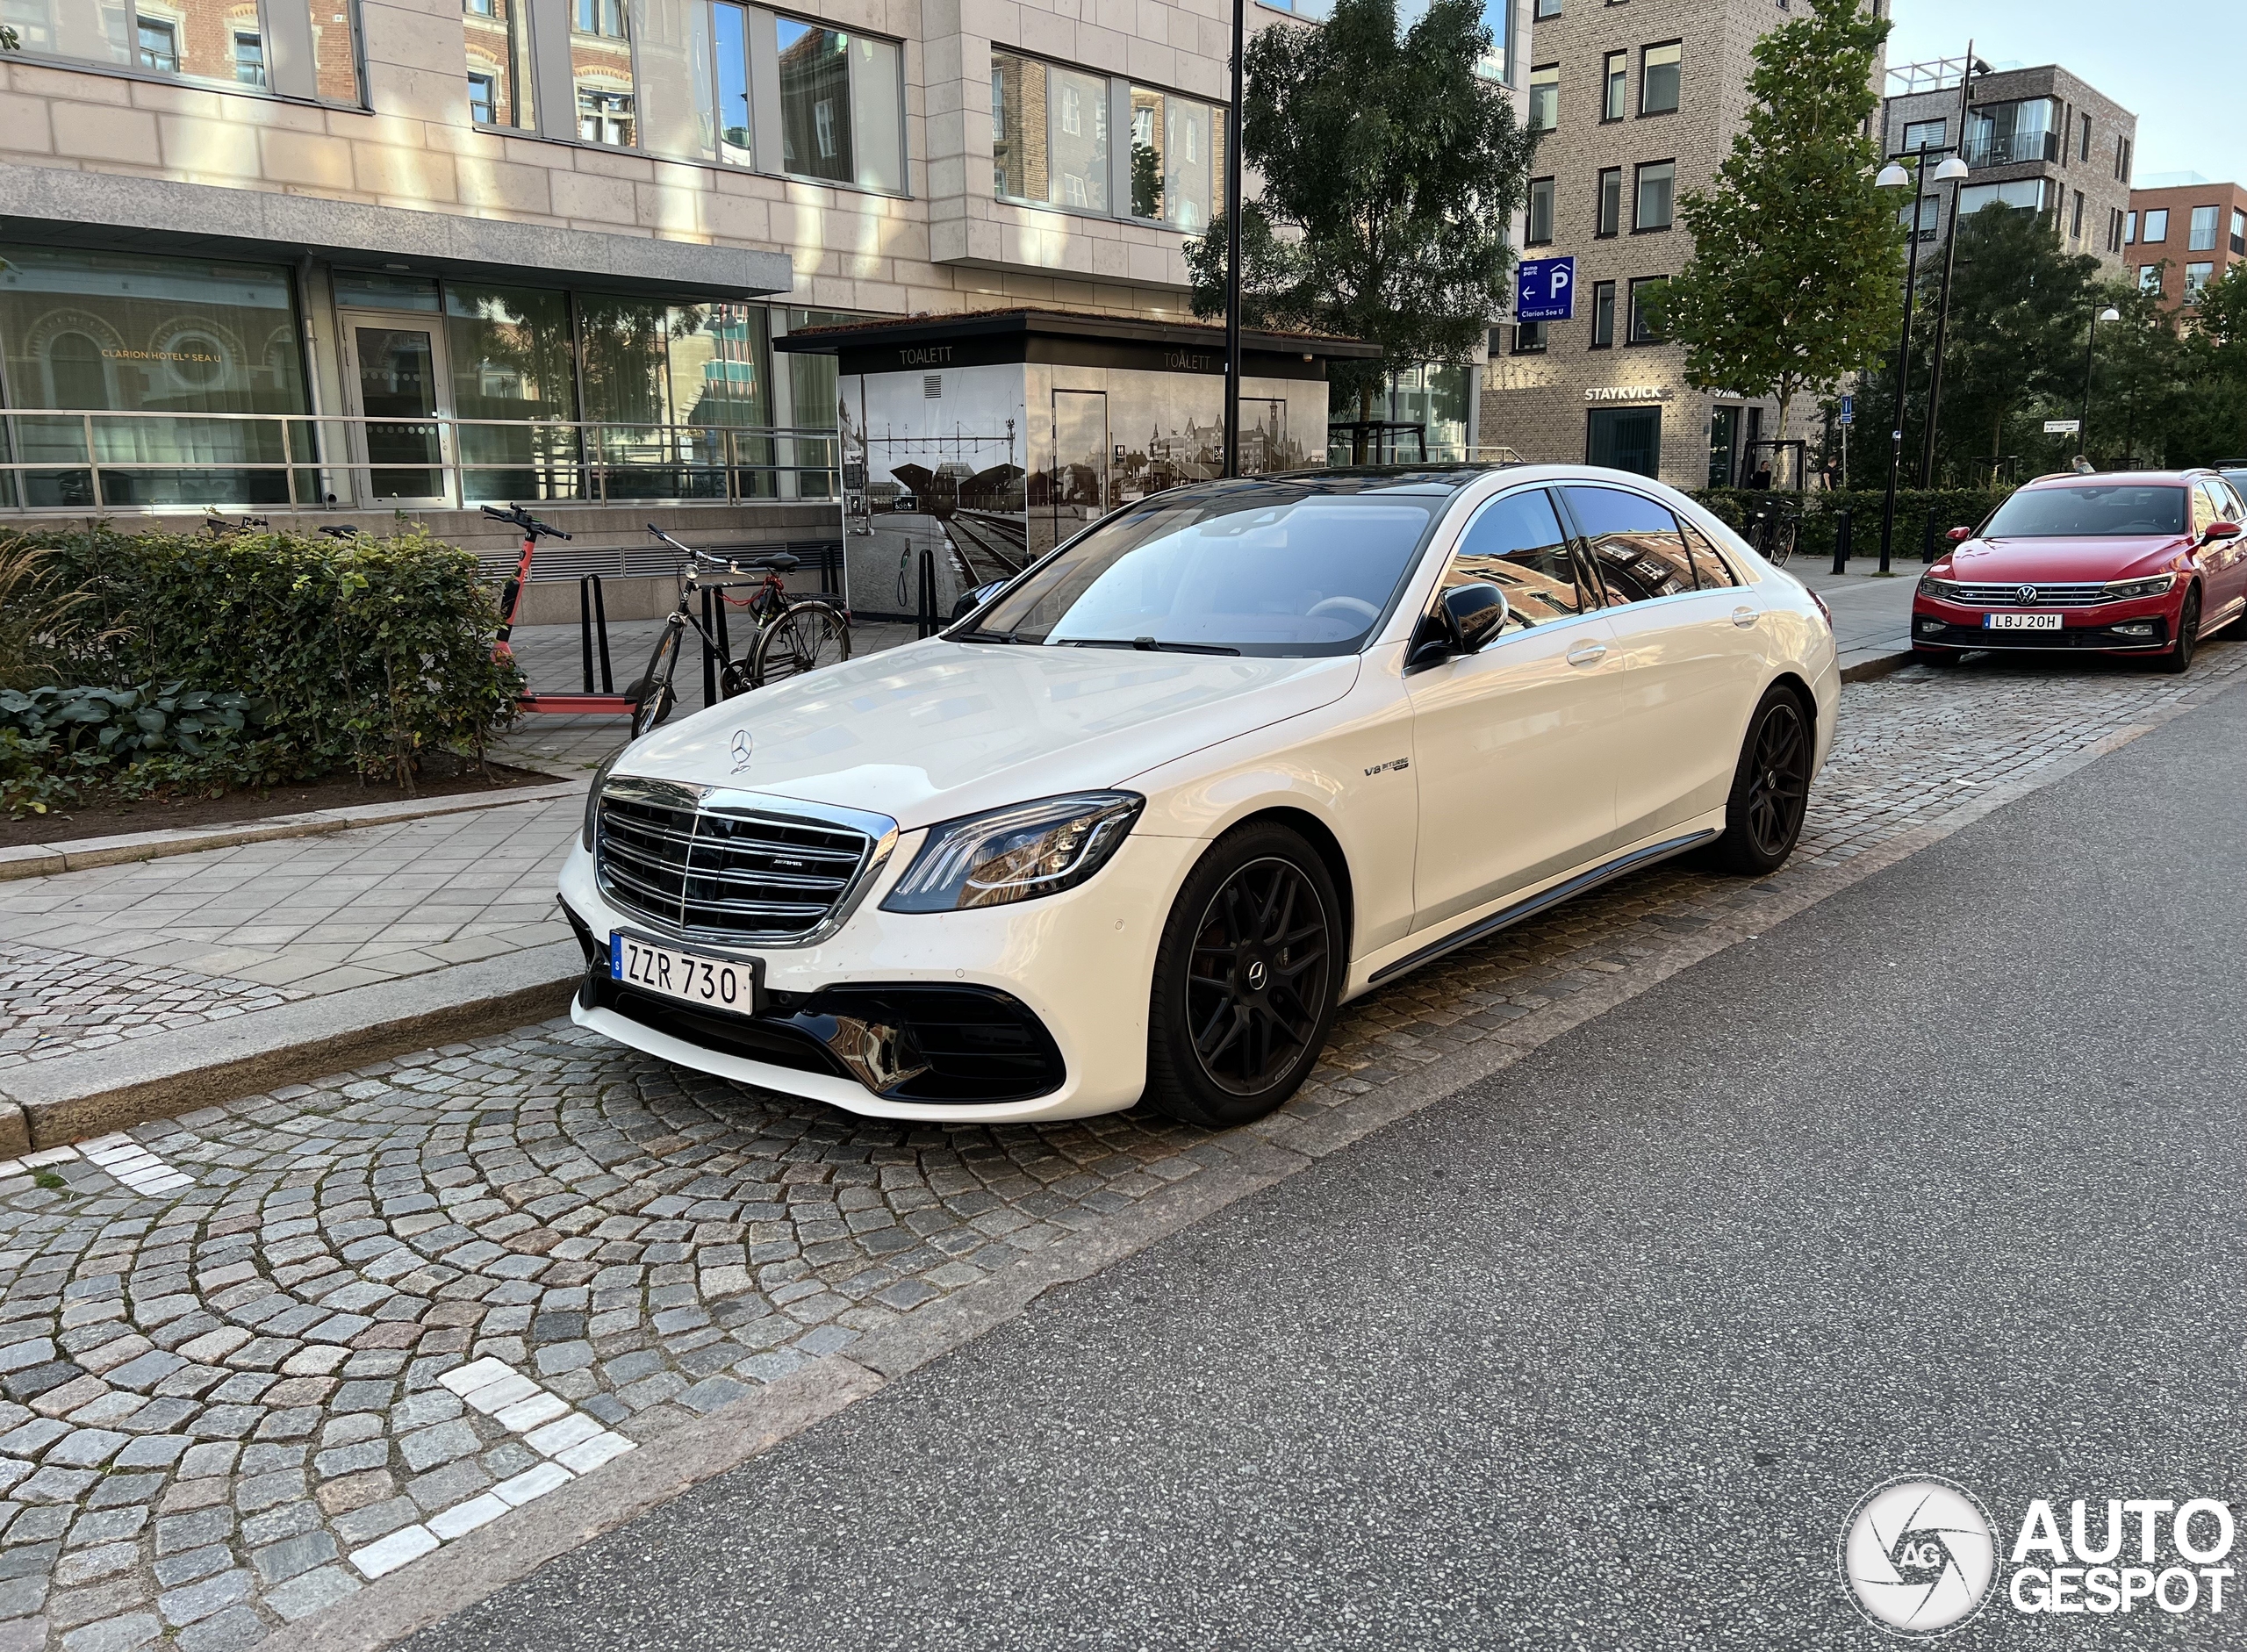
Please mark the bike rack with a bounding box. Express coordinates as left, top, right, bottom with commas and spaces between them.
914, 547, 939, 639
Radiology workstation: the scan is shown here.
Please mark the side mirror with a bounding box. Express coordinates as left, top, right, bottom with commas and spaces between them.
951, 579, 1008, 623
1442, 583, 1511, 653
1946, 526, 1973, 542
2203, 521, 2241, 542
1405, 604, 1463, 673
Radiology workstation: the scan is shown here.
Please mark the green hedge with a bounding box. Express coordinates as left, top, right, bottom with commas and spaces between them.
1691, 487, 2016, 564
0, 524, 520, 813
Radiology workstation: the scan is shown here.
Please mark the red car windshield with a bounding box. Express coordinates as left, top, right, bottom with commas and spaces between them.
1981, 485, 2186, 538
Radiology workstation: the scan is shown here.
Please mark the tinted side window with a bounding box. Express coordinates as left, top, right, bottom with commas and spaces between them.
1447, 489, 1588, 628
1561, 485, 1694, 604
1680, 519, 1739, 588
2192, 484, 2220, 535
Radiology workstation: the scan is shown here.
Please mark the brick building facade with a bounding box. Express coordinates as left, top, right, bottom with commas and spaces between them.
2127, 176, 2247, 317
1477, 0, 1857, 491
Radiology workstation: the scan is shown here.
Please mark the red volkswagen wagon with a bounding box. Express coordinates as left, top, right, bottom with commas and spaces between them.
1912, 470, 2247, 672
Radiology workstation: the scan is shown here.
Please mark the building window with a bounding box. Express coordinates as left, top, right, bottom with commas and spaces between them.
1958, 178, 2051, 219
2120, 138, 2132, 182
1535, 0, 1561, 15
2186, 262, 2215, 301
2232, 209, 2245, 256
572, 0, 635, 147
233, 31, 266, 85
2109, 208, 2124, 255
1603, 52, 1626, 122
2190, 205, 2219, 252
1590, 281, 1616, 349
1640, 42, 1680, 117
2143, 207, 2169, 243
1633, 161, 1675, 231
136, 19, 178, 72
1965, 97, 2057, 167
776, 19, 904, 190
1529, 64, 1558, 133
465, 0, 532, 129
1597, 167, 1622, 236
713, 1, 752, 164
2125, 210, 2136, 244
2071, 190, 2084, 241
1899, 118, 1945, 153
1526, 176, 1554, 245
1626, 276, 1667, 343
1514, 320, 1547, 353
992, 50, 1212, 230
2139, 265, 2162, 291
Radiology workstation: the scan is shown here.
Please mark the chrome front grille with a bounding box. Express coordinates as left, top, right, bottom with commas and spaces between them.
596, 779, 886, 944
1947, 581, 2108, 607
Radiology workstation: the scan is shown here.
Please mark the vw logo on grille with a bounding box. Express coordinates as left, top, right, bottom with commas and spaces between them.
2016, 584, 2038, 604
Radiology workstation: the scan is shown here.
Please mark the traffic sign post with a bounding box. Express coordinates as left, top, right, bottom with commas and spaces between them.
2043, 419, 2081, 435
1515, 257, 1576, 323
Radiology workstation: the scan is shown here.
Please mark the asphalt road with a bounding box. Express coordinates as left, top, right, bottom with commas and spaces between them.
408, 672, 2247, 1650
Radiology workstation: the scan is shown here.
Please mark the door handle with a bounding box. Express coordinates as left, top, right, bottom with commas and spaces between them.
1732, 606, 1759, 628
1566, 641, 1607, 667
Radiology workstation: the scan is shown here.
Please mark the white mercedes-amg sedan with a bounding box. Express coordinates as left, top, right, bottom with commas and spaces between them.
556, 465, 1837, 1129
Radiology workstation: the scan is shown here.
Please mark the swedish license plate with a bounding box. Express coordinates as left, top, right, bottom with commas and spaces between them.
610, 931, 762, 1015
1985, 612, 2064, 630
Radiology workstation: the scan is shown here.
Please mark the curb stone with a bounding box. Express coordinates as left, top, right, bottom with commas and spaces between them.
0, 781, 580, 883
243, 665, 2247, 1652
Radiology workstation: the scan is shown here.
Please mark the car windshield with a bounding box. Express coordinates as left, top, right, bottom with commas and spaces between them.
1981, 485, 2187, 538
965, 484, 1442, 656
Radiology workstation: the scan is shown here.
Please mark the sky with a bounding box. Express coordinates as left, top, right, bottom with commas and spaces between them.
1887, 0, 2247, 186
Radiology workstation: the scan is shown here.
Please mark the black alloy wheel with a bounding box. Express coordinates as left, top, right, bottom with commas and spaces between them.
2158, 585, 2201, 674
1145, 825, 1341, 1128
1713, 686, 1813, 876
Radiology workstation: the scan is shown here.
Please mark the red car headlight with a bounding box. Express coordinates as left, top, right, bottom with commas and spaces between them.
2102, 573, 2178, 601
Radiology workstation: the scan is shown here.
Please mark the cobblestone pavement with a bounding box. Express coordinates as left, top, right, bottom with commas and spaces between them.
0, 650, 2238, 1652
0, 953, 295, 1074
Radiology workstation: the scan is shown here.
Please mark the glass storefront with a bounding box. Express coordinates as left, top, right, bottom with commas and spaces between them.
0, 247, 811, 511
0, 246, 312, 507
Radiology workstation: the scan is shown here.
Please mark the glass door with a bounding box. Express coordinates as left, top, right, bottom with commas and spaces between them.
347, 316, 451, 504
1050, 389, 1109, 549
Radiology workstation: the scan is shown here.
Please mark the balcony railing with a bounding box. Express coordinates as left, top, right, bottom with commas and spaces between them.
1961, 129, 2059, 168
0, 410, 842, 514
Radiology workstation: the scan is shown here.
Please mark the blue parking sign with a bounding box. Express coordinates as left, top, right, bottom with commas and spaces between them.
1839, 395, 1855, 426
1516, 256, 1576, 323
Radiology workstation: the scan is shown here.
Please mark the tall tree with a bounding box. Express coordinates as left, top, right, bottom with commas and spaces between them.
1655, 0, 1897, 479
1183, 0, 1532, 460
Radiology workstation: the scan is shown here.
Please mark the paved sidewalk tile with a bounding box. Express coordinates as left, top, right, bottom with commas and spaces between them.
0, 648, 2238, 1647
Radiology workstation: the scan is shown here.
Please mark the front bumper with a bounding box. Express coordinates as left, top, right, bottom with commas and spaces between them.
556, 830, 1192, 1124
1909, 593, 2175, 652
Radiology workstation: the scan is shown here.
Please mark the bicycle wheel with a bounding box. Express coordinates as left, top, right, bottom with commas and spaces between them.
751, 601, 851, 687
627, 624, 683, 736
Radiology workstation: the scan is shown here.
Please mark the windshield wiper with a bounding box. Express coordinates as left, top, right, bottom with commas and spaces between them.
1054, 636, 1241, 656
958, 627, 1023, 643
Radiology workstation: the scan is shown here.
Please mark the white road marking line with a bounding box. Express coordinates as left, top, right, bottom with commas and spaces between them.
77, 1133, 194, 1196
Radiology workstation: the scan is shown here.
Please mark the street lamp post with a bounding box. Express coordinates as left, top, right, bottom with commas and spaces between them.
1221, 0, 1246, 478
1918, 48, 1989, 488
1876, 145, 1933, 574
2079, 304, 2122, 465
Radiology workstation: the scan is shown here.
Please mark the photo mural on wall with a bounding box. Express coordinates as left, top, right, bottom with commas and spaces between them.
839, 362, 1028, 619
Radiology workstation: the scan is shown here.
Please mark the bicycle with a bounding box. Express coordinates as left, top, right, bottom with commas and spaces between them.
627, 525, 852, 736
203, 510, 269, 536
1745, 500, 1801, 567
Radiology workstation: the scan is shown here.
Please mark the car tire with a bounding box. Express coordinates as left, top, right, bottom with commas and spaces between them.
1144, 823, 1342, 1130
1711, 685, 1814, 877
2158, 585, 2202, 674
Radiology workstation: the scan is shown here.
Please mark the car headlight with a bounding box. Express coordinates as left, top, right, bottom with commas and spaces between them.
881, 792, 1145, 913
581, 749, 623, 852
2103, 572, 2177, 601
1917, 576, 1966, 601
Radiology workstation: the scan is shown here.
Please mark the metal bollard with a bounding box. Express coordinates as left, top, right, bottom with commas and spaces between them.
578, 577, 597, 693
1920, 513, 1939, 564
591, 575, 614, 693
915, 547, 938, 638
1832, 506, 1853, 575
701, 585, 721, 707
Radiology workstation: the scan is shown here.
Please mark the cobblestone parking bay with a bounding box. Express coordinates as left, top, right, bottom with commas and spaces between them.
0, 647, 2240, 1651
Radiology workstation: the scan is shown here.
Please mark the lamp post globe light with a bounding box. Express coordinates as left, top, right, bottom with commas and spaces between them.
1919, 47, 1991, 489
1876, 147, 1933, 575
2079, 305, 2123, 466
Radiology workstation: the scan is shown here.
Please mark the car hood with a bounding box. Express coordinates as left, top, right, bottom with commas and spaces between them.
611, 640, 1362, 829
1946, 536, 2184, 581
